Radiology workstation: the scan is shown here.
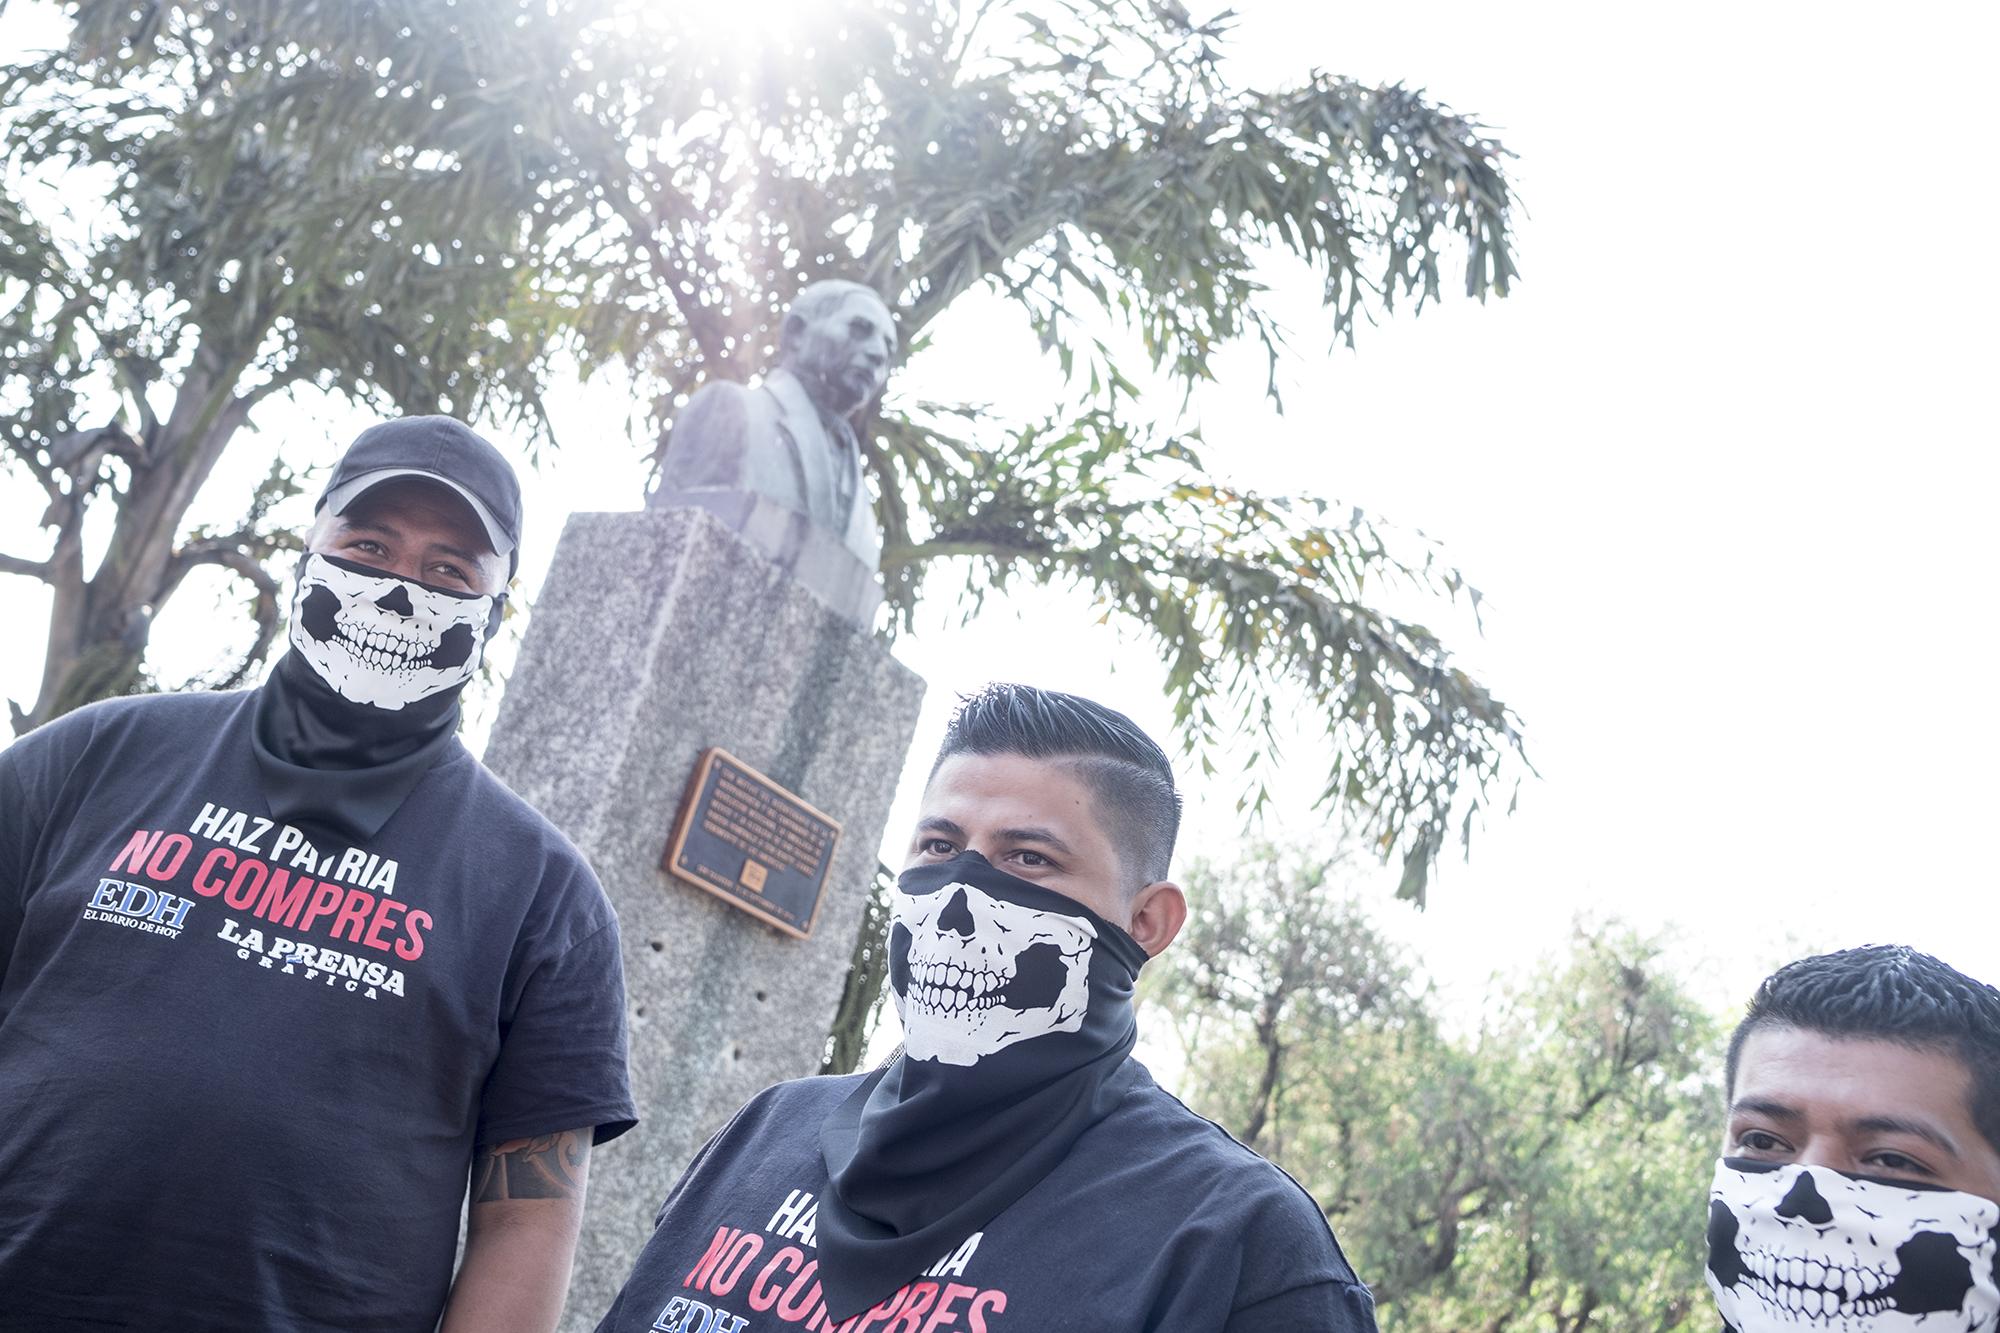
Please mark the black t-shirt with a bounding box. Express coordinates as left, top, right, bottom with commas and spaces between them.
0, 690, 638, 1331
593, 1065, 1377, 1333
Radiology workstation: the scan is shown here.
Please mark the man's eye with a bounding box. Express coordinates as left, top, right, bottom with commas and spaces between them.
1867, 1150, 1931, 1177
1012, 850, 1050, 869
431, 564, 468, 585
1736, 1130, 1788, 1154
920, 838, 956, 856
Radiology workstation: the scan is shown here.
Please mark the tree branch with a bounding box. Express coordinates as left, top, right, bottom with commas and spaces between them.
211, 374, 293, 444
601, 187, 733, 372
0, 551, 54, 581
159, 540, 283, 690
113, 357, 161, 450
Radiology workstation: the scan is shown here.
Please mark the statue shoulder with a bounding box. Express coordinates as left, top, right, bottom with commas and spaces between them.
676, 378, 761, 444
654, 376, 797, 502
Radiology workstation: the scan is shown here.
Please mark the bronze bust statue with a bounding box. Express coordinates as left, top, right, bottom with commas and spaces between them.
648, 281, 896, 625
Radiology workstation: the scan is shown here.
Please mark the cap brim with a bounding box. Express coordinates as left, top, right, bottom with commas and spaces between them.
321, 468, 515, 558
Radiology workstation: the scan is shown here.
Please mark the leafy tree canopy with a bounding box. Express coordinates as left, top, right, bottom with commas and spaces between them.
1149, 843, 1724, 1330
3, 0, 1524, 899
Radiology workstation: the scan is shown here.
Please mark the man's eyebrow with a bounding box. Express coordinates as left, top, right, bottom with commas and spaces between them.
342, 520, 483, 567
916, 817, 966, 840
1852, 1115, 1963, 1159
995, 826, 1075, 856
338, 515, 396, 536
426, 539, 483, 565
1729, 1097, 1803, 1122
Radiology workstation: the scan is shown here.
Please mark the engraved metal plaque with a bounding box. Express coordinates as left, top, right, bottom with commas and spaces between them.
663, 748, 842, 939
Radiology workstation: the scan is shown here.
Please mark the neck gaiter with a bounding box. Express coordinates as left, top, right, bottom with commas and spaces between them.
251, 554, 497, 840
815, 852, 1149, 1320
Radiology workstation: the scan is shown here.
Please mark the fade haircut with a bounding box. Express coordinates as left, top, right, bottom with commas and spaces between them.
931, 684, 1182, 890
1726, 945, 2000, 1156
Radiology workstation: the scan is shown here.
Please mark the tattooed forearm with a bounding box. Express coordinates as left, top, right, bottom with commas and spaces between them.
470, 1129, 591, 1204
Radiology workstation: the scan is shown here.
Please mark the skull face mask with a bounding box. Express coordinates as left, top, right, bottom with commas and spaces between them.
818, 849, 1151, 1321
1708, 1158, 2000, 1333
288, 553, 496, 711
889, 877, 1096, 1066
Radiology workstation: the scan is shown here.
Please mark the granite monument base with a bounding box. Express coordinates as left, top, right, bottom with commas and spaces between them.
482, 507, 925, 1330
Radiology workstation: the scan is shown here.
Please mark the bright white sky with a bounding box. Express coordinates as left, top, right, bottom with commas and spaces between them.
3, 1, 1996, 1024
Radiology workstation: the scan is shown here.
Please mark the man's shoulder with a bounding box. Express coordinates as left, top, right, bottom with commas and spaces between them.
678, 377, 760, 435
447, 749, 569, 833
735, 1070, 868, 1126
63, 687, 246, 730
1099, 1068, 1354, 1265
7, 689, 248, 762
435, 753, 609, 900
682, 1073, 865, 1178
1105, 1067, 1283, 1169
687, 377, 757, 405
700, 1072, 865, 1153
757, 370, 824, 434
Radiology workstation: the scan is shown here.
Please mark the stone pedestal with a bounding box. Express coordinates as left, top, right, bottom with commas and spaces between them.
482, 508, 925, 1330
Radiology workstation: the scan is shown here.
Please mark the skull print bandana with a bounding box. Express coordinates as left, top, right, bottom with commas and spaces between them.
288, 552, 497, 710
251, 554, 500, 841
815, 852, 1150, 1321
885, 861, 1118, 1066
1707, 1157, 2000, 1333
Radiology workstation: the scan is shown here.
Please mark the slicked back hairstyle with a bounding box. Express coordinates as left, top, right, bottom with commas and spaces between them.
780, 279, 889, 355
1726, 945, 2000, 1156
931, 684, 1183, 890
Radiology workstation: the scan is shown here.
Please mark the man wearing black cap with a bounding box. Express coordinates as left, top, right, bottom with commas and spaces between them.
0, 416, 637, 1332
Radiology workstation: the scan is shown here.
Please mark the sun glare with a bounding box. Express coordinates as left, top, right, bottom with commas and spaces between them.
622, 0, 834, 64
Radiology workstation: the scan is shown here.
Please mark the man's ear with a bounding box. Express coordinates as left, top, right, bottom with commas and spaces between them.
1126, 880, 1187, 958
303, 507, 336, 552
779, 311, 808, 356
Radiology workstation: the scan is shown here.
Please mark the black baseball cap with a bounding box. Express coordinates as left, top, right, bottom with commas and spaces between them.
318, 416, 522, 569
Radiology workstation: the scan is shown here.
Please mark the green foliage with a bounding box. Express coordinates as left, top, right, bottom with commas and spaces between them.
5, 0, 598, 421
881, 410, 1521, 898
821, 861, 901, 1075
1149, 846, 1724, 1331
568, 0, 1527, 897
0, 0, 618, 728
4, 0, 1526, 899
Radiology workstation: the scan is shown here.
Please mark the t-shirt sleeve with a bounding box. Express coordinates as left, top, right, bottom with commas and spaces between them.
0, 738, 32, 986
648, 1089, 771, 1229
595, 1085, 790, 1332
1226, 1279, 1378, 1332
0, 708, 92, 988
1221, 1155, 1374, 1329
476, 914, 638, 1146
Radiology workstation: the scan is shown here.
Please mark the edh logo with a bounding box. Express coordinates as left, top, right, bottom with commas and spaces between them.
84, 877, 194, 938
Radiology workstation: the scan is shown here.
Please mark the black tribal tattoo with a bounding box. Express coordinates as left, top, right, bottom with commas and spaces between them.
470, 1129, 590, 1203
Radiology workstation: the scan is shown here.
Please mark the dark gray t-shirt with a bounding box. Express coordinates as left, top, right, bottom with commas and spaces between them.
594, 1066, 1377, 1333
0, 690, 637, 1331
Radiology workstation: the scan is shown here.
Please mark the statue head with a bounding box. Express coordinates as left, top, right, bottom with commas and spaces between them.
778, 280, 897, 420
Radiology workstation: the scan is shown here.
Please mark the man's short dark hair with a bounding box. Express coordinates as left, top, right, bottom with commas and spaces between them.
1726, 945, 2000, 1156
931, 684, 1182, 889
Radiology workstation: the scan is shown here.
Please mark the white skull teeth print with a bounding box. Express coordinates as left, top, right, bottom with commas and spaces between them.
905, 958, 1009, 1014
289, 553, 492, 711
1707, 1159, 2000, 1333
889, 881, 1094, 1067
